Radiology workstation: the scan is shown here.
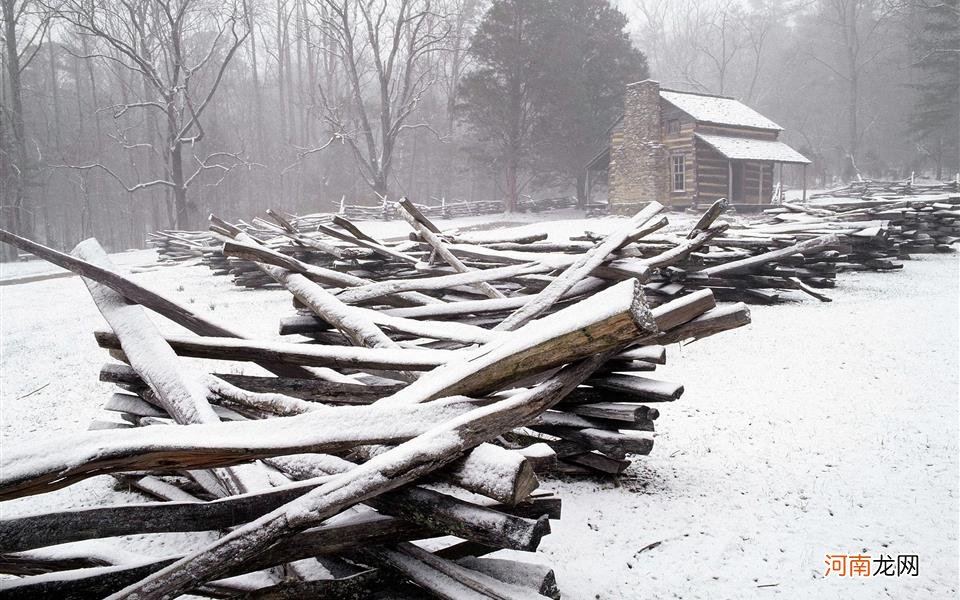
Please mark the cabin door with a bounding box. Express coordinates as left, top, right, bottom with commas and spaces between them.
730, 162, 745, 202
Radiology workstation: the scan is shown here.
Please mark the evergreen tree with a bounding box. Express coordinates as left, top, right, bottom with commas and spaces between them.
535, 0, 649, 205
457, 0, 647, 211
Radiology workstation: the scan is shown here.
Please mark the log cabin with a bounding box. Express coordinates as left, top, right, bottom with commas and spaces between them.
585, 80, 811, 214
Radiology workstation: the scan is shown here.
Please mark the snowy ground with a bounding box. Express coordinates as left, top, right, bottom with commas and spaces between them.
0, 211, 957, 599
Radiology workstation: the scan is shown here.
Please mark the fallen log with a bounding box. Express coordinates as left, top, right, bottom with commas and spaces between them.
398, 198, 506, 299
0, 230, 314, 380
101, 348, 629, 598
93, 330, 456, 371
494, 202, 663, 330
700, 234, 843, 276
73, 239, 271, 495
0, 397, 486, 500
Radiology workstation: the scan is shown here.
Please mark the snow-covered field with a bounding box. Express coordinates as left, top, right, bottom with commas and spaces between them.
0, 212, 957, 599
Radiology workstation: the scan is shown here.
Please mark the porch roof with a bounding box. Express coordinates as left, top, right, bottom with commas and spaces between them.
695, 133, 811, 164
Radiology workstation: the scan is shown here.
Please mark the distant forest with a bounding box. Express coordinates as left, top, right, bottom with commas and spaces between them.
1, 0, 957, 251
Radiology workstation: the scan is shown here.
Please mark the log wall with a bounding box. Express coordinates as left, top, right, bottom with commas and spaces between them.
661, 103, 697, 208
694, 138, 774, 205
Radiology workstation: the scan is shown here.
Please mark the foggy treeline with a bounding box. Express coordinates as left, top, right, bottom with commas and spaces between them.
1, 0, 957, 253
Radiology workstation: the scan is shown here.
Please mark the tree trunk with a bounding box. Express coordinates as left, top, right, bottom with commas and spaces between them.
575, 173, 587, 209
276, 0, 288, 144
1, 0, 26, 261
373, 176, 389, 202
506, 158, 519, 213
80, 34, 102, 240
171, 143, 189, 230
843, 2, 859, 180
245, 0, 265, 153
847, 69, 859, 178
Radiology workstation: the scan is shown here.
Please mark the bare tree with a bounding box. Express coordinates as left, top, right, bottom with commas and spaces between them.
688, 0, 746, 95
803, 0, 902, 176
51, 0, 251, 229
307, 0, 449, 201
1, 0, 50, 259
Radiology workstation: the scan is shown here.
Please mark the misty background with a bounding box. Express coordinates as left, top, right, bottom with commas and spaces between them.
1, 0, 957, 253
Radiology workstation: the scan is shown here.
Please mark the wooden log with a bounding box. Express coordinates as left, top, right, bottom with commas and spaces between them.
700, 234, 843, 276
398, 198, 505, 299
367, 542, 552, 600
0, 512, 428, 598
443, 443, 539, 505
274, 441, 540, 509
93, 330, 455, 371
652, 302, 752, 345
379, 277, 605, 320
398, 198, 443, 233
117, 475, 203, 502
615, 345, 666, 364
688, 198, 728, 237
0, 478, 548, 555
0, 477, 328, 552
233, 230, 416, 381
620, 216, 670, 248
283, 304, 503, 346
456, 557, 560, 599
377, 278, 658, 404
565, 402, 657, 423
238, 569, 383, 600
0, 396, 486, 500
374, 486, 550, 551
238, 569, 382, 600
0, 230, 313, 380
315, 222, 419, 264
513, 443, 558, 473
638, 225, 727, 270
586, 375, 684, 402
101, 351, 619, 598
494, 202, 663, 330
220, 237, 438, 307
331, 215, 382, 243
787, 276, 832, 302
529, 426, 653, 458
335, 262, 548, 305
100, 363, 403, 405
73, 239, 269, 496
561, 451, 632, 475
530, 410, 653, 432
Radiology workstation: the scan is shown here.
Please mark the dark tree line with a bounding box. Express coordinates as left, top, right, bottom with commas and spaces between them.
1, 0, 956, 257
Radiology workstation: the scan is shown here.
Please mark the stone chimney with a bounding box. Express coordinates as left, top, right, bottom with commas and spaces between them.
608, 80, 667, 214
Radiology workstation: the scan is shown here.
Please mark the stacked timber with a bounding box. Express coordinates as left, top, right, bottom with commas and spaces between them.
0, 220, 751, 599
763, 195, 960, 258
151, 193, 959, 304
335, 198, 507, 221
810, 178, 959, 199
146, 230, 217, 263
518, 196, 578, 213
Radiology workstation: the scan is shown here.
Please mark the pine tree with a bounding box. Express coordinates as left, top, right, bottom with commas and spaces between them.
457, 0, 647, 211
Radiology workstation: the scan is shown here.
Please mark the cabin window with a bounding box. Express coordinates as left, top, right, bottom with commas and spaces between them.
667, 119, 680, 135
672, 155, 685, 191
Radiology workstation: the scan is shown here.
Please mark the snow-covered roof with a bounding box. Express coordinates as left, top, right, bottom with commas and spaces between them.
661, 90, 782, 130
695, 133, 811, 164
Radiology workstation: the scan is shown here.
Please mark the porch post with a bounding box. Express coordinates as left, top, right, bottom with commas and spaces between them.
727, 160, 733, 203
758, 162, 764, 204
585, 169, 592, 207
802, 163, 807, 202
